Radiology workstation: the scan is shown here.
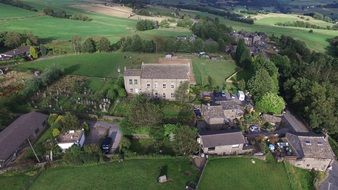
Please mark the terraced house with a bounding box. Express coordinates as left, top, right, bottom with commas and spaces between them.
124, 59, 195, 100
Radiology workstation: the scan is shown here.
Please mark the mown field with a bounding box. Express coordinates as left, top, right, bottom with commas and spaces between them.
192, 57, 238, 87
0, 158, 198, 190
18, 52, 161, 78
198, 157, 313, 190
0, 1, 190, 43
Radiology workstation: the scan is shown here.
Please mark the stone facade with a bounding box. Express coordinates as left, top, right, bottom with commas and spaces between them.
124, 63, 192, 100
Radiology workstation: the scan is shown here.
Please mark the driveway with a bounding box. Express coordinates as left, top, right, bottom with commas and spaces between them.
85, 121, 122, 153
320, 161, 338, 190
282, 110, 309, 133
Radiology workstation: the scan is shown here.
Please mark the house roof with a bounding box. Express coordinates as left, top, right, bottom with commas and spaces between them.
124, 69, 141, 76
140, 63, 190, 79
220, 100, 243, 110
1, 46, 30, 57
201, 105, 225, 120
200, 131, 246, 148
58, 130, 84, 144
262, 114, 282, 124
286, 133, 335, 160
0, 112, 48, 161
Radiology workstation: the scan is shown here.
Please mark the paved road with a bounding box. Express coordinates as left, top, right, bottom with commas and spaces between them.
320, 161, 338, 190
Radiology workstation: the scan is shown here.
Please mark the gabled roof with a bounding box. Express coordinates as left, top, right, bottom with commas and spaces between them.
140, 63, 190, 79
199, 131, 246, 148
286, 133, 335, 160
124, 69, 141, 76
0, 112, 48, 161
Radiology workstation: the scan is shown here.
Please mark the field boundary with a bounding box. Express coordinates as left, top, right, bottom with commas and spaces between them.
195, 158, 208, 190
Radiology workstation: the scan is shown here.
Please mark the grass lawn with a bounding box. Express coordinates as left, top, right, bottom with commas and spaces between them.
17, 52, 161, 78
28, 158, 198, 190
199, 157, 313, 190
0, 173, 35, 190
192, 57, 238, 87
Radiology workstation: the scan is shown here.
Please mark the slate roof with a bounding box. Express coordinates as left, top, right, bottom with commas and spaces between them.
200, 131, 246, 148
262, 114, 282, 124
286, 133, 335, 160
201, 105, 225, 120
140, 63, 190, 79
1, 46, 30, 57
0, 112, 48, 161
124, 69, 141, 76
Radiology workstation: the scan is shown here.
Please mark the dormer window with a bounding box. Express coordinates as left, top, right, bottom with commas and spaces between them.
317, 141, 323, 146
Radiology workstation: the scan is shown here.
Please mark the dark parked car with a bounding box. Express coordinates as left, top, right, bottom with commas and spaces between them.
101, 137, 112, 154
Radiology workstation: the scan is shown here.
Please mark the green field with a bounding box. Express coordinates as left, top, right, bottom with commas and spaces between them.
8, 158, 197, 190
192, 57, 238, 87
0, 3, 36, 18
18, 52, 162, 78
199, 157, 313, 190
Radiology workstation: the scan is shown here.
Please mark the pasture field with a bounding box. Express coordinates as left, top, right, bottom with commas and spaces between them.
198, 157, 313, 190
27, 158, 198, 190
18, 52, 161, 78
0, 3, 36, 18
0, 2, 190, 43
0, 173, 35, 190
192, 57, 238, 87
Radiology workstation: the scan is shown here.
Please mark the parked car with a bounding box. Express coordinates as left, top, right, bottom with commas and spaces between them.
101, 137, 112, 154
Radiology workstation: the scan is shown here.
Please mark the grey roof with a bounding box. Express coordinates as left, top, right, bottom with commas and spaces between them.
262, 114, 282, 124
1, 46, 30, 56
201, 105, 225, 120
200, 131, 246, 148
0, 112, 48, 161
124, 69, 141, 76
140, 64, 190, 79
286, 133, 335, 160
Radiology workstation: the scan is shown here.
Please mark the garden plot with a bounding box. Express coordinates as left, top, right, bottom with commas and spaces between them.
31, 76, 113, 113
0, 71, 33, 97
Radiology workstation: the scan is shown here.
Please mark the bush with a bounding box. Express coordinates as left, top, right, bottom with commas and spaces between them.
136, 20, 158, 31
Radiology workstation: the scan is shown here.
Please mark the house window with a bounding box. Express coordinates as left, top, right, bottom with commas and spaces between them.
317, 141, 323, 146
163, 83, 166, 89
208, 147, 215, 151
163, 93, 166, 98
130, 89, 133, 93
305, 141, 311, 145
134, 79, 138, 85
232, 144, 240, 148
129, 79, 133, 85
171, 93, 175, 98
154, 92, 158, 97
154, 82, 158, 88
171, 83, 175, 88
147, 83, 151, 88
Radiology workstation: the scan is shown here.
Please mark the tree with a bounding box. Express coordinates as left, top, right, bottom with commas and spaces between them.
71, 35, 81, 54
192, 38, 204, 52
29, 46, 38, 59
126, 95, 163, 127
119, 137, 131, 152
174, 81, 190, 103
97, 37, 111, 52
248, 68, 278, 100
4, 32, 22, 48
173, 126, 199, 155
61, 112, 80, 132
82, 122, 90, 135
256, 93, 285, 114
81, 38, 96, 53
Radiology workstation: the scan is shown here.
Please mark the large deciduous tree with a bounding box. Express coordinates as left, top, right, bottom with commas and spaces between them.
248, 68, 278, 100
256, 93, 285, 114
173, 126, 199, 155
81, 38, 96, 53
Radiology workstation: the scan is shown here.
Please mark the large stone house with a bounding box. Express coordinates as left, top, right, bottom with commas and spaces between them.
0, 112, 48, 167
198, 131, 250, 155
286, 133, 335, 171
124, 61, 194, 100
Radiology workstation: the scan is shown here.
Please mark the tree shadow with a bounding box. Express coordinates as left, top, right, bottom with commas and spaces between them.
64, 64, 80, 74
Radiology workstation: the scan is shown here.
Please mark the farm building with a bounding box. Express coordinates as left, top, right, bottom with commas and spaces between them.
0, 112, 48, 167
285, 133, 335, 171
57, 130, 85, 151
198, 130, 250, 155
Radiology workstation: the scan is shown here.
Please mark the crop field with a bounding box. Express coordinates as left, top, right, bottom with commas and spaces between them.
24, 158, 197, 190
18, 52, 161, 78
198, 157, 313, 190
192, 57, 238, 87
